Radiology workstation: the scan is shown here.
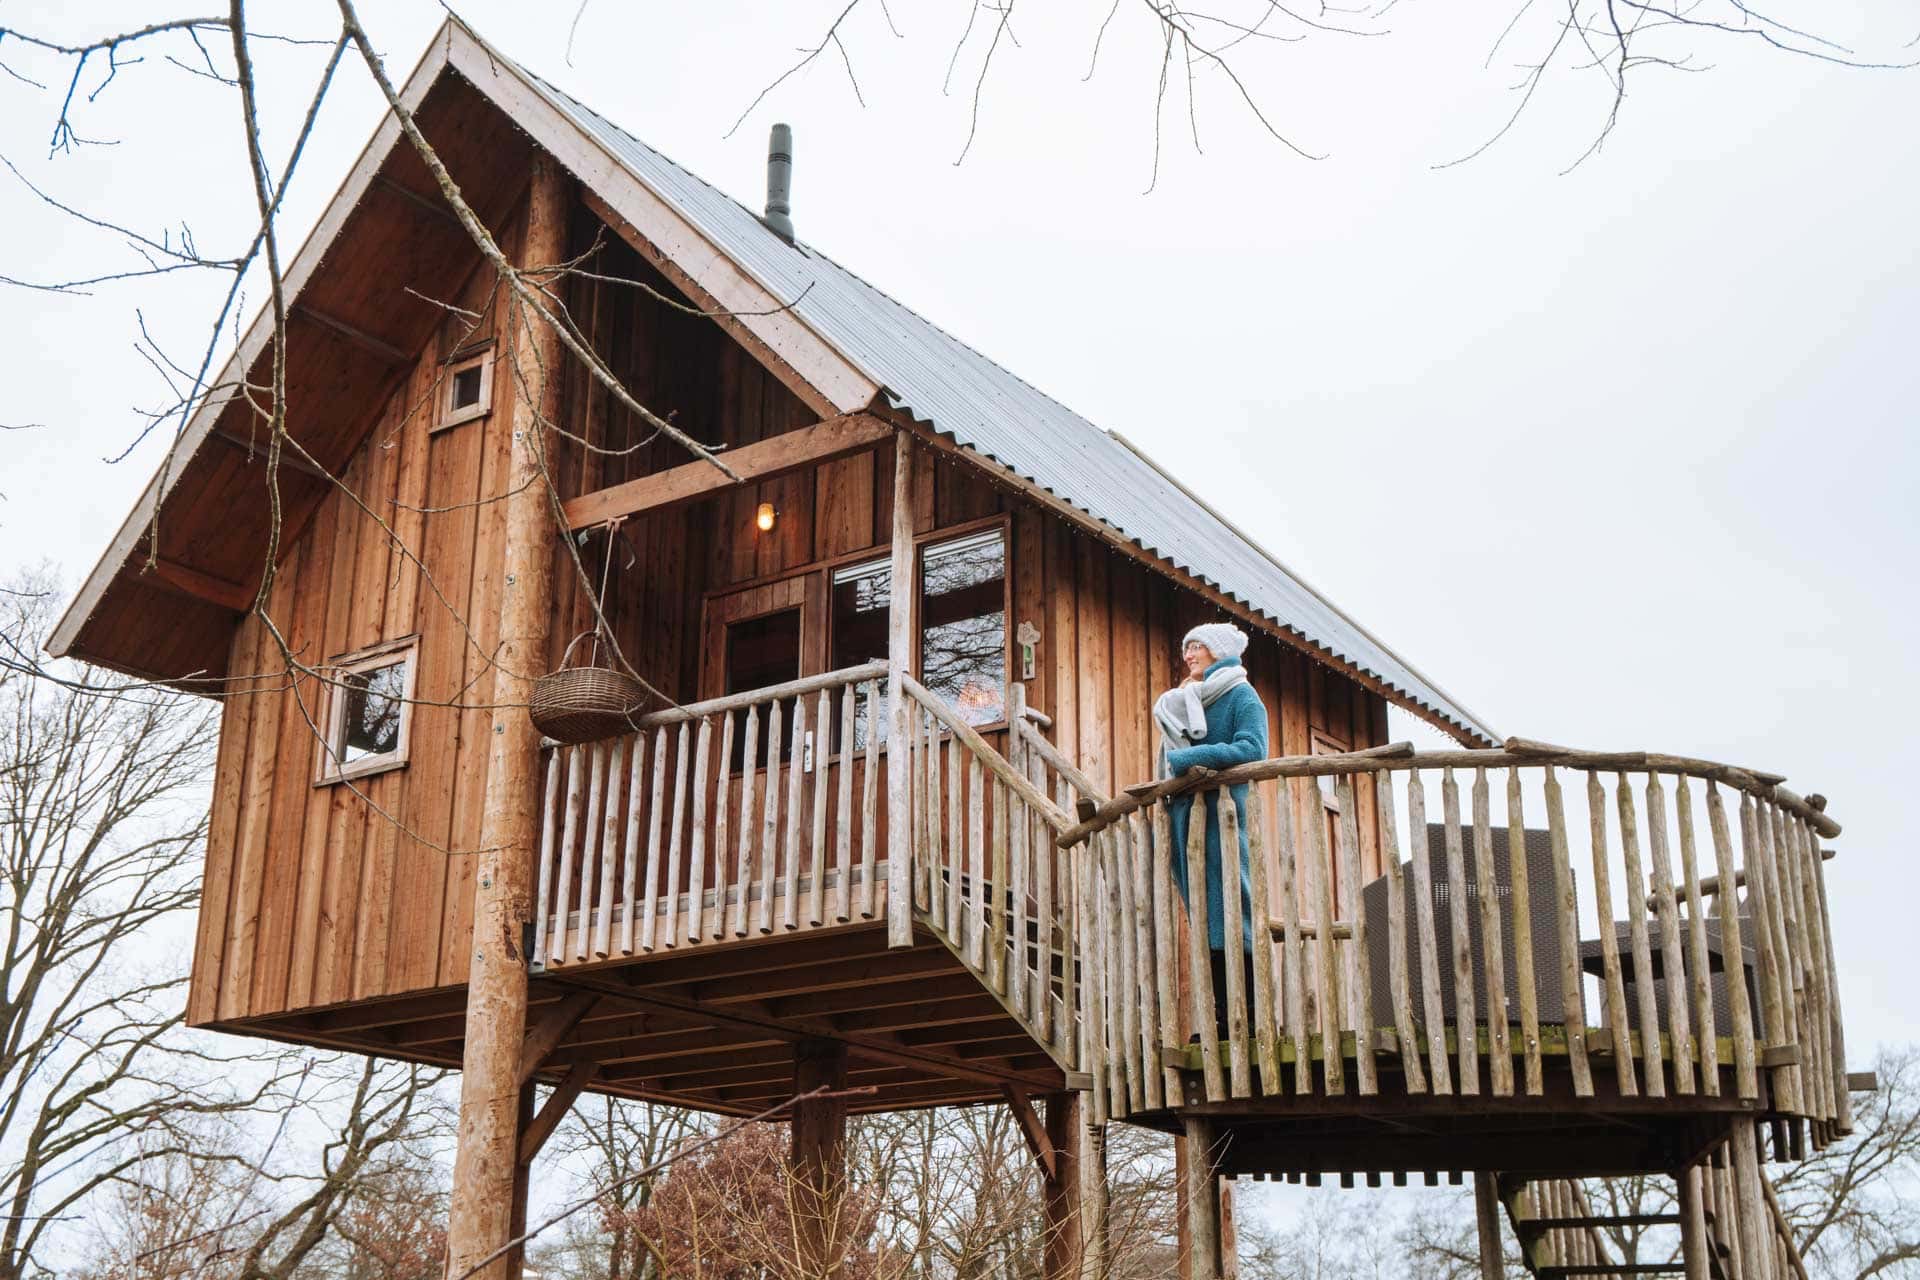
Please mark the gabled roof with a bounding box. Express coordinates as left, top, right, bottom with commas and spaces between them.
53, 19, 1495, 745
519, 68, 1498, 745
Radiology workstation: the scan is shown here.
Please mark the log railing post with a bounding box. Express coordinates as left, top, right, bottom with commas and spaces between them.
445, 153, 567, 1280
886, 436, 915, 947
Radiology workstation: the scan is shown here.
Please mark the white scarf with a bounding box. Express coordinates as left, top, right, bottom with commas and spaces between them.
1153, 663, 1249, 773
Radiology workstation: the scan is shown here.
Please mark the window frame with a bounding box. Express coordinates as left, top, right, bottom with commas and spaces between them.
313, 634, 419, 786
912, 522, 1012, 734
434, 343, 494, 432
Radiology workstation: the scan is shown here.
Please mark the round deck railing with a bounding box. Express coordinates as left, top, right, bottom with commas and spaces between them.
1057, 739, 1849, 1148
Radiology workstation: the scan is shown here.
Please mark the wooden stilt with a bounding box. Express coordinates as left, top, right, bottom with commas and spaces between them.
1677, 1163, 1710, 1280
885, 437, 915, 948
1183, 1115, 1224, 1280
444, 154, 567, 1280
1473, 1172, 1504, 1280
1731, 1122, 1777, 1280
1042, 1093, 1083, 1280
792, 1039, 850, 1279
1082, 1119, 1111, 1280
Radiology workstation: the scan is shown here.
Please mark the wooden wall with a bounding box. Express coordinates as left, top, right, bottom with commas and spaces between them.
187, 192, 1390, 1026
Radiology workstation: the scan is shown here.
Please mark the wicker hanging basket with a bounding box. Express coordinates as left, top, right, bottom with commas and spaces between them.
530, 631, 647, 744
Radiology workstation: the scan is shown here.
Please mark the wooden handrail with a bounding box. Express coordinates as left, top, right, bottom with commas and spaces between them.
1057, 737, 1840, 847
1014, 718, 1107, 806
636, 660, 888, 728
899, 673, 1072, 831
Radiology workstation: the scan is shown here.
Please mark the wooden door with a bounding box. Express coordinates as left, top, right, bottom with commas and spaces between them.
699, 574, 828, 701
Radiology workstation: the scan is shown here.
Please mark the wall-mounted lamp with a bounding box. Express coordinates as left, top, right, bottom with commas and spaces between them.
755, 502, 778, 533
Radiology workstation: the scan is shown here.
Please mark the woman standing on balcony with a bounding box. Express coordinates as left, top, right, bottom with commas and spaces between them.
1157, 623, 1269, 1033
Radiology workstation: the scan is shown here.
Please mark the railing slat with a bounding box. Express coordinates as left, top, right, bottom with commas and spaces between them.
1114, 822, 1144, 1111
1615, 772, 1665, 1097
1768, 803, 1809, 1119
1377, 771, 1425, 1093
946, 718, 964, 943
859, 681, 879, 920
1033, 753, 1056, 1045
661, 725, 690, 951
1808, 820, 1851, 1131
1274, 779, 1311, 1096
1337, 775, 1377, 1096
686, 718, 711, 946
1128, 810, 1162, 1110
1442, 769, 1478, 1096
578, 742, 607, 964
594, 738, 623, 959
1151, 801, 1182, 1101
1645, 773, 1696, 1094
1505, 768, 1543, 1095
1705, 783, 1758, 1098
756, 699, 781, 936
621, 733, 644, 956
909, 706, 927, 916
967, 756, 986, 971
783, 700, 806, 931
1470, 768, 1511, 1097
732, 708, 758, 938
1743, 794, 1797, 1116
1084, 834, 1108, 1124
533, 750, 562, 967
1675, 778, 1718, 1095
808, 689, 830, 928
1220, 793, 1252, 1098
835, 688, 855, 924
639, 729, 667, 952
1246, 786, 1285, 1095
1407, 773, 1452, 1094
712, 714, 733, 942
553, 745, 584, 965
1009, 731, 1032, 1024
1586, 771, 1638, 1096
1543, 767, 1593, 1097
1186, 788, 1227, 1101
989, 779, 1010, 995
1307, 774, 1344, 1096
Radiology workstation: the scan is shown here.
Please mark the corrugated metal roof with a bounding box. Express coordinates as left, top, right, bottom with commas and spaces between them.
522, 72, 1498, 745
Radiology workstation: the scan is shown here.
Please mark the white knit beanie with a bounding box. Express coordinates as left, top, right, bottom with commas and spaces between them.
1183, 622, 1248, 662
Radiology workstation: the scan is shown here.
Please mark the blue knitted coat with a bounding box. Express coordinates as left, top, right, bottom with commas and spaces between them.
1165, 658, 1269, 953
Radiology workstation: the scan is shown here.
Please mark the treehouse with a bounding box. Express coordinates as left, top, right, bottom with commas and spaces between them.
50, 19, 1860, 1280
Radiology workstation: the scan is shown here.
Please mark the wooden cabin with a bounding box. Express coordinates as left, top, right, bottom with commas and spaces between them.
51, 20, 1857, 1280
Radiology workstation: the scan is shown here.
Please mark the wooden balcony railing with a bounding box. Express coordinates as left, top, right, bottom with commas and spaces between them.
1060, 740, 1850, 1136
533, 660, 888, 970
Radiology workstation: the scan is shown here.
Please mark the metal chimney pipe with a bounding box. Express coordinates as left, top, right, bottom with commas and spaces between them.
763, 123, 795, 244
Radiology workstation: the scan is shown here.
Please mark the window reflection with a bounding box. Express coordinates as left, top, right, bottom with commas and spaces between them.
920, 530, 1005, 727
342, 661, 405, 762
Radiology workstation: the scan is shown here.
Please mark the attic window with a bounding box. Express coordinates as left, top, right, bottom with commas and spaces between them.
315, 636, 418, 784
436, 347, 493, 430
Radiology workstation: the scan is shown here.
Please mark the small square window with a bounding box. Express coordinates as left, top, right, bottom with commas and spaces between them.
316, 637, 417, 784
435, 348, 493, 431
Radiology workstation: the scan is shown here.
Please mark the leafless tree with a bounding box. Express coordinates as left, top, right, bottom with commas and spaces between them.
0, 572, 277, 1280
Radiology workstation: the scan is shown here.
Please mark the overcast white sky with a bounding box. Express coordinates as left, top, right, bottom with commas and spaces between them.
2, 0, 1915, 1217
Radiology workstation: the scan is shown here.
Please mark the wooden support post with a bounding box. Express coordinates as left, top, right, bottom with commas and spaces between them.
1183, 1116, 1224, 1280
886, 437, 916, 948
1677, 1163, 1710, 1280
792, 1039, 850, 1279
445, 154, 567, 1280
1042, 1093, 1083, 1280
1473, 1172, 1504, 1280
1731, 1122, 1777, 1280
1082, 1118, 1111, 1280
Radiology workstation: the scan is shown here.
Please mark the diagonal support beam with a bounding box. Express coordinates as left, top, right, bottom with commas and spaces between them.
517, 1062, 597, 1167
292, 302, 410, 364
518, 992, 600, 1084
1002, 1085, 1056, 1181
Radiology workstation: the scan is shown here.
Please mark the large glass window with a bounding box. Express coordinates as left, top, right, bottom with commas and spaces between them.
826, 526, 1009, 746
920, 530, 1007, 727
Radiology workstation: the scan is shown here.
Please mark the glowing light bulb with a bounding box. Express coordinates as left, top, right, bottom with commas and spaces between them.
755, 502, 777, 533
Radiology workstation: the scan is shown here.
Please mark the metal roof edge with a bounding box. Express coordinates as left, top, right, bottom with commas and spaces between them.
1103, 428, 1501, 744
